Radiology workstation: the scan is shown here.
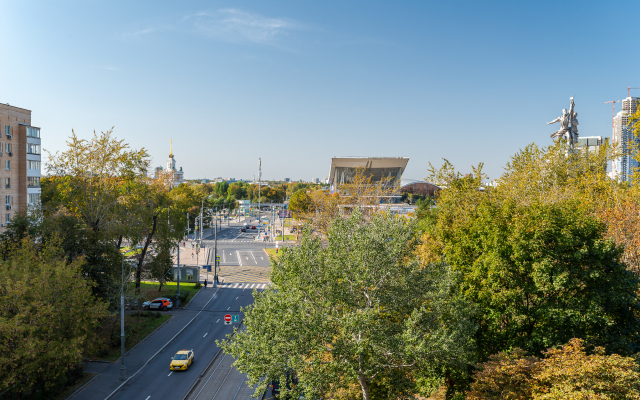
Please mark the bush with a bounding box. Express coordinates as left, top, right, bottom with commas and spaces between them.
194, 282, 201, 289
468, 338, 640, 400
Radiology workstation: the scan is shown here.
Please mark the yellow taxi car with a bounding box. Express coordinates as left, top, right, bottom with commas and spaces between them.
170, 349, 194, 371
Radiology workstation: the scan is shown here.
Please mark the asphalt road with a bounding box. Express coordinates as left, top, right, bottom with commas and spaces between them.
112, 285, 261, 400
72, 215, 288, 400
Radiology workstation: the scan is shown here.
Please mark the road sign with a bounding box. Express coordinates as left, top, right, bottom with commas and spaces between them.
216, 256, 221, 261
224, 314, 232, 325
232, 315, 239, 323
204, 265, 211, 272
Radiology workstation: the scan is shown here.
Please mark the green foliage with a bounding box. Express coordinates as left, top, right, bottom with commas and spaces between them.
446, 198, 640, 358
219, 210, 476, 400
214, 180, 229, 196
288, 188, 311, 217
0, 239, 108, 396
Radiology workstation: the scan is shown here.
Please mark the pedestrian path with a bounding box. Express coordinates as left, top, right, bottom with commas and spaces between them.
217, 282, 270, 289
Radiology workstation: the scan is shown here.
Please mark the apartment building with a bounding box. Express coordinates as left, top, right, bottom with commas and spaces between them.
0, 103, 42, 229
611, 97, 640, 182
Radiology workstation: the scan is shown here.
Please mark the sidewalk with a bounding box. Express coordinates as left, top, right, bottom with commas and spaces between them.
173, 244, 211, 267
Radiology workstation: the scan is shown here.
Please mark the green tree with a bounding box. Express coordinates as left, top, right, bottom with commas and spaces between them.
214, 181, 229, 196
288, 188, 311, 217
45, 129, 150, 235
445, 198, 640, 358
219, 210, 476, 400
0, 239, 108, 397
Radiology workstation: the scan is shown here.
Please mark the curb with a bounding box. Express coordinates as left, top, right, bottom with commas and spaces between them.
65, 373, 100, 400
123, 314, 175, 357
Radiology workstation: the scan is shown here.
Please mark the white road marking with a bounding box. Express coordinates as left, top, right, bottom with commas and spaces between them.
260, 256, 264, 260
147, 395, 152, 399
203, 333, 208, 338
227, 306, 230, 310
237, 250, 242, 266
222, 252, 226, 263
216, 319, 220, 323
103, 288, 220, 400
250, 252, 257, 263
236, 296, 239, 300
167, 372, 172, 377
251, 284, 256, 289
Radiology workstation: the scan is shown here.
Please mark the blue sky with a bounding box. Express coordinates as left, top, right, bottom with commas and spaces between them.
1, 1, 638, 181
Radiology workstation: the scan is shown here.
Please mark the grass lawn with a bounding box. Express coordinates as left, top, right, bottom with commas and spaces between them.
264, 248, 280, 261
134, 281, 201, 308
93, 313, 171, 362
275, 235, 296, 241
120, 246, 142, 256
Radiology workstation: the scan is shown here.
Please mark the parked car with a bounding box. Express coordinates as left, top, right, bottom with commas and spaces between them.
170, 349, 194, 371
240, 228, 246, 232
251, 226, 257, 229
143, 298, 173, 311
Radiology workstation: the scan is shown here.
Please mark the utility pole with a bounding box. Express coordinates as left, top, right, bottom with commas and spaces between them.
120, 253, 126, 380
200, 197, 204, 249
258, 158, 262, 240
214, 208, 218, 287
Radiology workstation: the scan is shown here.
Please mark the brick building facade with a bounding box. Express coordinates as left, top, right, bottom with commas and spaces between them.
0, 103, 42, 229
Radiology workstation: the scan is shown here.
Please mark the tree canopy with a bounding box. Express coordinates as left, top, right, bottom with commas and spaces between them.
220, 210, 476, 400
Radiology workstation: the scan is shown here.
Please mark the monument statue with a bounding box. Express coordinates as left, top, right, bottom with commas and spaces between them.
548, 97, 578, 144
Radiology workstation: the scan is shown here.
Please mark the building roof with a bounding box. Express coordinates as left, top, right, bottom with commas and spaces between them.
329, 157, 409, 183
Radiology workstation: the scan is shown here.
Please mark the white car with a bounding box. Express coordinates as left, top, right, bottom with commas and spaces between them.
143, 297, 173, 311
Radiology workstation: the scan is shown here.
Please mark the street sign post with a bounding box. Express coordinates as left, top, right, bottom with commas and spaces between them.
232, 315, 239, 323
224, 314, 232, 325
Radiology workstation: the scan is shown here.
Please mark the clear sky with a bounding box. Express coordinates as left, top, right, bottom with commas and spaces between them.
1, 1, 639, 181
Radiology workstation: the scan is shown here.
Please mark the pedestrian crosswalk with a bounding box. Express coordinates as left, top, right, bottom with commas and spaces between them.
218, 283, 270, 289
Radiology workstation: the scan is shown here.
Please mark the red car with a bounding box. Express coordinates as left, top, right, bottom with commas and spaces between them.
251, 226, 256, 229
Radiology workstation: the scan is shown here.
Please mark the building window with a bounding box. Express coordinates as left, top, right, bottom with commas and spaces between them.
5, 160, 9, 170
26, 127, 40, 138
5, 196, 9, 205
27, 177, 40, 188
26, 144, 40, 155
5, 178, 9, 188
28, 193, 40, 204
5, 213, 9, 223
27, 160, 41, 170
4, 125, 8, 137
4, 143, 11, 154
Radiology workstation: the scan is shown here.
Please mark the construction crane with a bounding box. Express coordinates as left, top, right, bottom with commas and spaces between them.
603, 100, 620, 136
628, 86, 640, 97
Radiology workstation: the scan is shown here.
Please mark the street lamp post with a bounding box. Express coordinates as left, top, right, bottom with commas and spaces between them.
213, 208, 218, 287
119, 252, 126, 380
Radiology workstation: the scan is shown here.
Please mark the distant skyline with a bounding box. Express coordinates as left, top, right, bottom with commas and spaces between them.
1, 1, 639, 181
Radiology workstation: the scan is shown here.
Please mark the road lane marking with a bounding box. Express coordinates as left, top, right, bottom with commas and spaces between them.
203, 333, 208, 338
103, 288, 220, 400
227, 306, 230, 310
216, 319, 220, 323
167, 372, 172, 377
250, 252, 257, 263
237, 250, 242, 266
222, 252, 226, 263
146, 396, 152, 399
236, 297, 239, 300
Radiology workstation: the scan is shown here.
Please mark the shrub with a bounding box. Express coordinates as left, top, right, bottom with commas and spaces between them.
468, 339, 640, 400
